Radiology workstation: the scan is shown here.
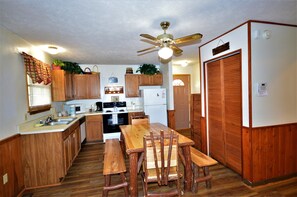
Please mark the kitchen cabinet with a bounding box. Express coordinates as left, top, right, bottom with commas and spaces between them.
139, 74, 163, 85
63, 124, 81, 172
22, 120, 81, 188
125, 74, 140, 97
73, 73, 101, 99
51, 70, 73, 101
86, 115, 103, 142
125, 74, 163, 97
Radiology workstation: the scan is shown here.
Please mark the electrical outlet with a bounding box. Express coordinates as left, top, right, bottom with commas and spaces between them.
3, 173, 8, 184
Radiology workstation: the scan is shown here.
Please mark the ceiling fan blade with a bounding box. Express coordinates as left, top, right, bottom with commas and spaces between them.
137, 46, 159, 53
171, 45, 183, 55
174, 33, 203, 44
140, 34, 158, 41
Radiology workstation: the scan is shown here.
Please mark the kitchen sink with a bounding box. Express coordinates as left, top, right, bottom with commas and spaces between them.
44, 117, 77, 126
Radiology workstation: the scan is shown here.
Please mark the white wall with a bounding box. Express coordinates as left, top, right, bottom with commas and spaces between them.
172, 61, 200, 93
65, 64, 171, 111
251, 23, 297, 126
199, 24, 249, 126
0, 25, 53, 140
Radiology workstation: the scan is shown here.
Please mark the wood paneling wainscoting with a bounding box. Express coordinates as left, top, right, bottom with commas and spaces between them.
167, 109, 175, 130
242, 123, 297, 185
0, 134, 25, 197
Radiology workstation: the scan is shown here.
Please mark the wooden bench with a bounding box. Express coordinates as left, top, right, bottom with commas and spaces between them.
103, 139, 129, 197
190, 147, 218, 193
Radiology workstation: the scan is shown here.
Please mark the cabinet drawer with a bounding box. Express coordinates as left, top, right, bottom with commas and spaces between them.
62, 121, 79, 140
86, 115, 102, 122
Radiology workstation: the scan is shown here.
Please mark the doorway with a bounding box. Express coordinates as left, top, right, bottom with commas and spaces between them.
173, 74, 191, 131
205, 53, 242, 174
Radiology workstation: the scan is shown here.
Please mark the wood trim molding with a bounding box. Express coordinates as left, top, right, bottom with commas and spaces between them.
200, 117, 207, 154
167, 109, 175, 130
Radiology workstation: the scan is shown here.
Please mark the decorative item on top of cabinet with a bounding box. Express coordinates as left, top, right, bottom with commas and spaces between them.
86, 115, 103, 142
125, 74, 140, 97
72, 73, 101, 99
51, 70, 73, 101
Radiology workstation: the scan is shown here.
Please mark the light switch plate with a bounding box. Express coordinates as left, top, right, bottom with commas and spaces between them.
3, 173, 8, 184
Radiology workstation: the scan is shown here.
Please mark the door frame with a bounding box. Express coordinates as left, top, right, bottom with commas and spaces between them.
203, 50, 242, 155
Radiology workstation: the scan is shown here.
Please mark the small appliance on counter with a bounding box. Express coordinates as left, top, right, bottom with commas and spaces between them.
95, 102, 103, 112
64, 103, 86, 115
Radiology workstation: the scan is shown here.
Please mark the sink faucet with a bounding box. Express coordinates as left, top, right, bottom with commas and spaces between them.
45, 115, 53, 124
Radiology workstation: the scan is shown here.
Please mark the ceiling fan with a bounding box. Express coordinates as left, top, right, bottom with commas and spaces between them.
137, 21, 203, 60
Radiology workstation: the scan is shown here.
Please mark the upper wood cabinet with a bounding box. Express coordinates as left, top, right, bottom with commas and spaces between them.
51, 70, 73, 101
139, 74, 163, 85
125, 74, 140, 97
73, 73, 101, 99
125, 74, 163, 97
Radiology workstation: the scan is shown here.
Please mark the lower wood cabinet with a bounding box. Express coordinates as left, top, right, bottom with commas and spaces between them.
86, 115, 103, 142
22, 121, 81, 188
63, 125, 81, 172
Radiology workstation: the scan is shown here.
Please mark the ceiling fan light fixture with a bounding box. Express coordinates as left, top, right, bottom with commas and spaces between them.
158, 47, 173, 60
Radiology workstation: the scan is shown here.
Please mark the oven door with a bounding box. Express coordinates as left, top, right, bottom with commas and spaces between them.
103, 113, 128, 133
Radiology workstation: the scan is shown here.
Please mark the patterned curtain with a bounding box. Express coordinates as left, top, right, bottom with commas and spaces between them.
21, 52, 52, 85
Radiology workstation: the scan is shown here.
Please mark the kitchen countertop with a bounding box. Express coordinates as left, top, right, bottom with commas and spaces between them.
18, 108, 144, 135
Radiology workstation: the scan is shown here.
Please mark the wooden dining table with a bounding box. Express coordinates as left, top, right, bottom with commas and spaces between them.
120, 123, 194, 197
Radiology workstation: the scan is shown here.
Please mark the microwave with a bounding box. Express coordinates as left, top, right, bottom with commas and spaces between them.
65, 103, 86, 115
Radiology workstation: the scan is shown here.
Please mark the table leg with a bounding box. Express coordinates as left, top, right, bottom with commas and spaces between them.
129, 152, 138, 197
182, 146, 193, 192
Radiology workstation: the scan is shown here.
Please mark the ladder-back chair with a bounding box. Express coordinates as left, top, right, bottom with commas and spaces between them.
142, 130, 182, 196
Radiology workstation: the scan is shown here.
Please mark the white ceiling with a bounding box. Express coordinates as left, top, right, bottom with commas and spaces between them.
0, 0, 296, 66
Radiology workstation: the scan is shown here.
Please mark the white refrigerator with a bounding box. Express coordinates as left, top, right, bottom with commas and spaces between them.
141, 88, 167, 126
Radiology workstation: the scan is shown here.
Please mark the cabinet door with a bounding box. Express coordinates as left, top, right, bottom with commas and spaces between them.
139, 74, 163, 85
52, 70, 71, 101
139, 74, 151, 85
65, 73, 73, 100
125, 75, 140, 97
86, 115, 103, 141
152, 74, 163, 85
74, 127, 81, 156
73, 75, 88, 99
63, 136, 72, 173
87, 74, 101, 99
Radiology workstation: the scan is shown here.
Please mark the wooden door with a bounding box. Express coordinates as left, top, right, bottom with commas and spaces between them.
206, 60, 225, 164
173, 75, 191, 130
222, 54, 242, 174
206, 53, 242, 174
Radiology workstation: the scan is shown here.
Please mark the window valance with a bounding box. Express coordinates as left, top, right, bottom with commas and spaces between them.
21, 52, 52, 85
